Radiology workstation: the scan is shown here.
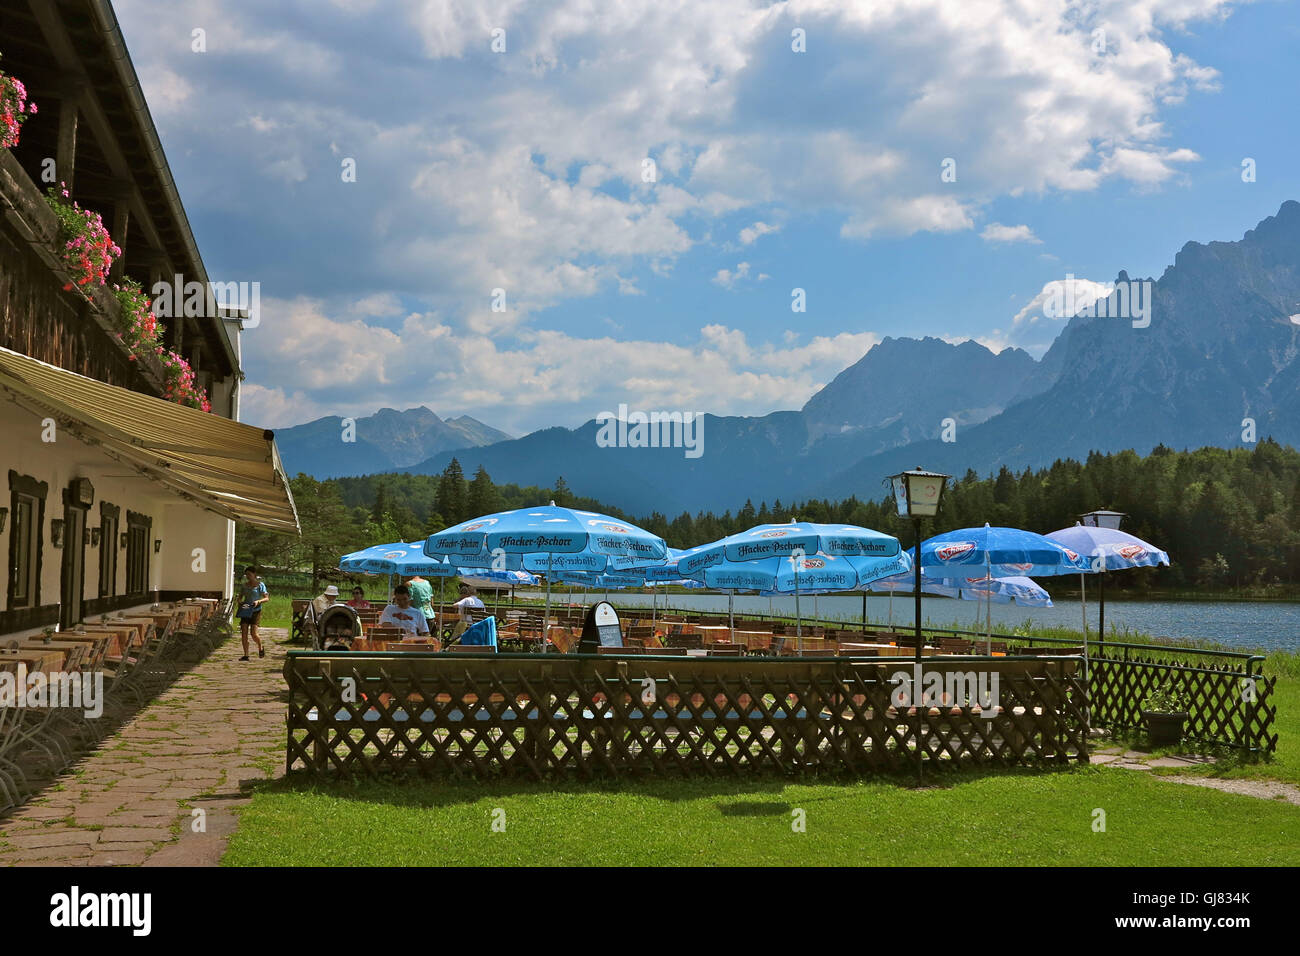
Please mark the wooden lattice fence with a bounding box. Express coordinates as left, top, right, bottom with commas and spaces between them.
284, 653, 1088, 779
1087, 651, 1276, 752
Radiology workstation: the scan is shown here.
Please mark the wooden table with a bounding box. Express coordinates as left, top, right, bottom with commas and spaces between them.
28, 633, 112, 665
80, 625, 133, 654
839, 643, 943, 657
14, 640, 92, 667
104, 617, 150, 645
0, 648, 65, 672
730, 629, 774, 651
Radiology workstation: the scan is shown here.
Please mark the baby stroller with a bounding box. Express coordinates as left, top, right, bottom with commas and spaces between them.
316, 604, 363, 651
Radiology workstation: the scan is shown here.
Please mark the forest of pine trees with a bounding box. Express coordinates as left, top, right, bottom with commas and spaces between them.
238, 442, 1300, 593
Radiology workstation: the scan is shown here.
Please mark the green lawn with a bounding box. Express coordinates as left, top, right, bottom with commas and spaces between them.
224, 767, 1300, 866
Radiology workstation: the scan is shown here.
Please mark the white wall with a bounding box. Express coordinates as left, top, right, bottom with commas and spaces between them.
0, 395, 235, 638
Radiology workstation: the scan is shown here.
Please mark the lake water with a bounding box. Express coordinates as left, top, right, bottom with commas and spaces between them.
558, 590, 1299, 654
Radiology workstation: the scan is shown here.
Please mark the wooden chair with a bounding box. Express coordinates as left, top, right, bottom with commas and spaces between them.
666, 634, 702, 650
627, 625, 656, 645
291, 599, 312, 643
938, 637, 975, 654
706, 643, 745, 657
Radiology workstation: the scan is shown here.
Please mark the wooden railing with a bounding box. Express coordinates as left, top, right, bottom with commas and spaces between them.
0, 146, 166, 394
284, 652, 1089, 779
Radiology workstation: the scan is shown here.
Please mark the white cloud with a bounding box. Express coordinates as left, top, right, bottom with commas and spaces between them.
842, 196, 975, 239
1013, 277, 1117, 327
240, 296, 880, 432
112, 0, 1239, 429
981, 223, 1042, 244
712, 262, 753, 289
739, 221, 780, 245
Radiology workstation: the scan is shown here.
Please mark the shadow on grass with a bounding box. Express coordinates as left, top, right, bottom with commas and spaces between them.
238, 760, 1100, 814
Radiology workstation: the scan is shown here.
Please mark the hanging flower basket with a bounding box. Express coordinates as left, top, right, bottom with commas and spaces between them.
111, 278, 163, 358
0, 54, 37, 149
45, 183, 120, 297
157, 349, 212, 412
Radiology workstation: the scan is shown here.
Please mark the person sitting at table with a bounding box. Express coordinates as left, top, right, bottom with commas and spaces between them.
452, 583, 486, 622
379, 585, 430, 637
305, 585, 344, 643
346, 586, 371, 610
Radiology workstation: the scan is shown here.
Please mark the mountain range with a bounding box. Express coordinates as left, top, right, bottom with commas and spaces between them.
277, 201, 1300, 515
274, 406, 510, 479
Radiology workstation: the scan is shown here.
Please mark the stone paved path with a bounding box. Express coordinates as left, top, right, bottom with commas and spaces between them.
0, 627, 288, 866
1091, 743, 1300, 805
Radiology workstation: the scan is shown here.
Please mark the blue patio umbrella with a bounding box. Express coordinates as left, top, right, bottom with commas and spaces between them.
871, 570, 1051, 606
687, 549, 911, 647
947, 574, 1053, 608
425, 504, 669, 651
920, 524, 1092, 578
677, 521, 902, 577
338, 543, 457, 577
1046, 524, 1169, 640
919, 525, 1087, 651
456, 568, 540, 589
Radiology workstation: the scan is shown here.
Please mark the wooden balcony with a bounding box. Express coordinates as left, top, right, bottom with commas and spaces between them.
0, 145, 167, 395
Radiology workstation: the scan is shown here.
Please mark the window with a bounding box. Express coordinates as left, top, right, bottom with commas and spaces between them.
125, 511, 151, 595
8, 472, 48, 610
99, 502, 119, 598
12, 495, 38, 606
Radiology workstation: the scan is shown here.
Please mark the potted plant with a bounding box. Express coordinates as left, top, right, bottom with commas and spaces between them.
1141, 681, 1190, 746
41, 626, 55, 645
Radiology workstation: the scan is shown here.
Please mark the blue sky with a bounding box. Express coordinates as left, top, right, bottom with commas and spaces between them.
114, 0, 1300, 435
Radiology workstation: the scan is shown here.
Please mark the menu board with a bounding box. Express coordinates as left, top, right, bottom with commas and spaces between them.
594, 602, 622, 647
578, 601, 622, 653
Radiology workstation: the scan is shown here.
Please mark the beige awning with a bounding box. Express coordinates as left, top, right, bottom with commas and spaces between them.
0, 345, 299, 533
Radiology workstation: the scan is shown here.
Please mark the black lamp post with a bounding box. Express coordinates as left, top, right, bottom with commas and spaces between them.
1080, 509, 1127, 642
890, 467, 950, 782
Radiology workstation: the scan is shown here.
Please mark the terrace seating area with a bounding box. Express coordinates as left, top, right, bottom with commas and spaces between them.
0, 597, 231, 812
286, 598, 1043, 659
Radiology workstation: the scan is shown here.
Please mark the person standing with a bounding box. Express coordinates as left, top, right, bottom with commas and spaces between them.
236, 566, 268, 661
406, 574, 438, 635
406, 574, 435, 628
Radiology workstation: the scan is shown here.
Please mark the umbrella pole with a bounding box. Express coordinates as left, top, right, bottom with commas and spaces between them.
1080, 573, 1088, 641
728, 591, 734, 642
542, 553, 552, 654
888, 590, 893, 628
1099, 570, 1106, 644
861, 591, 867, 631
795, 576, 803, 654
985, 553, 992, 655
